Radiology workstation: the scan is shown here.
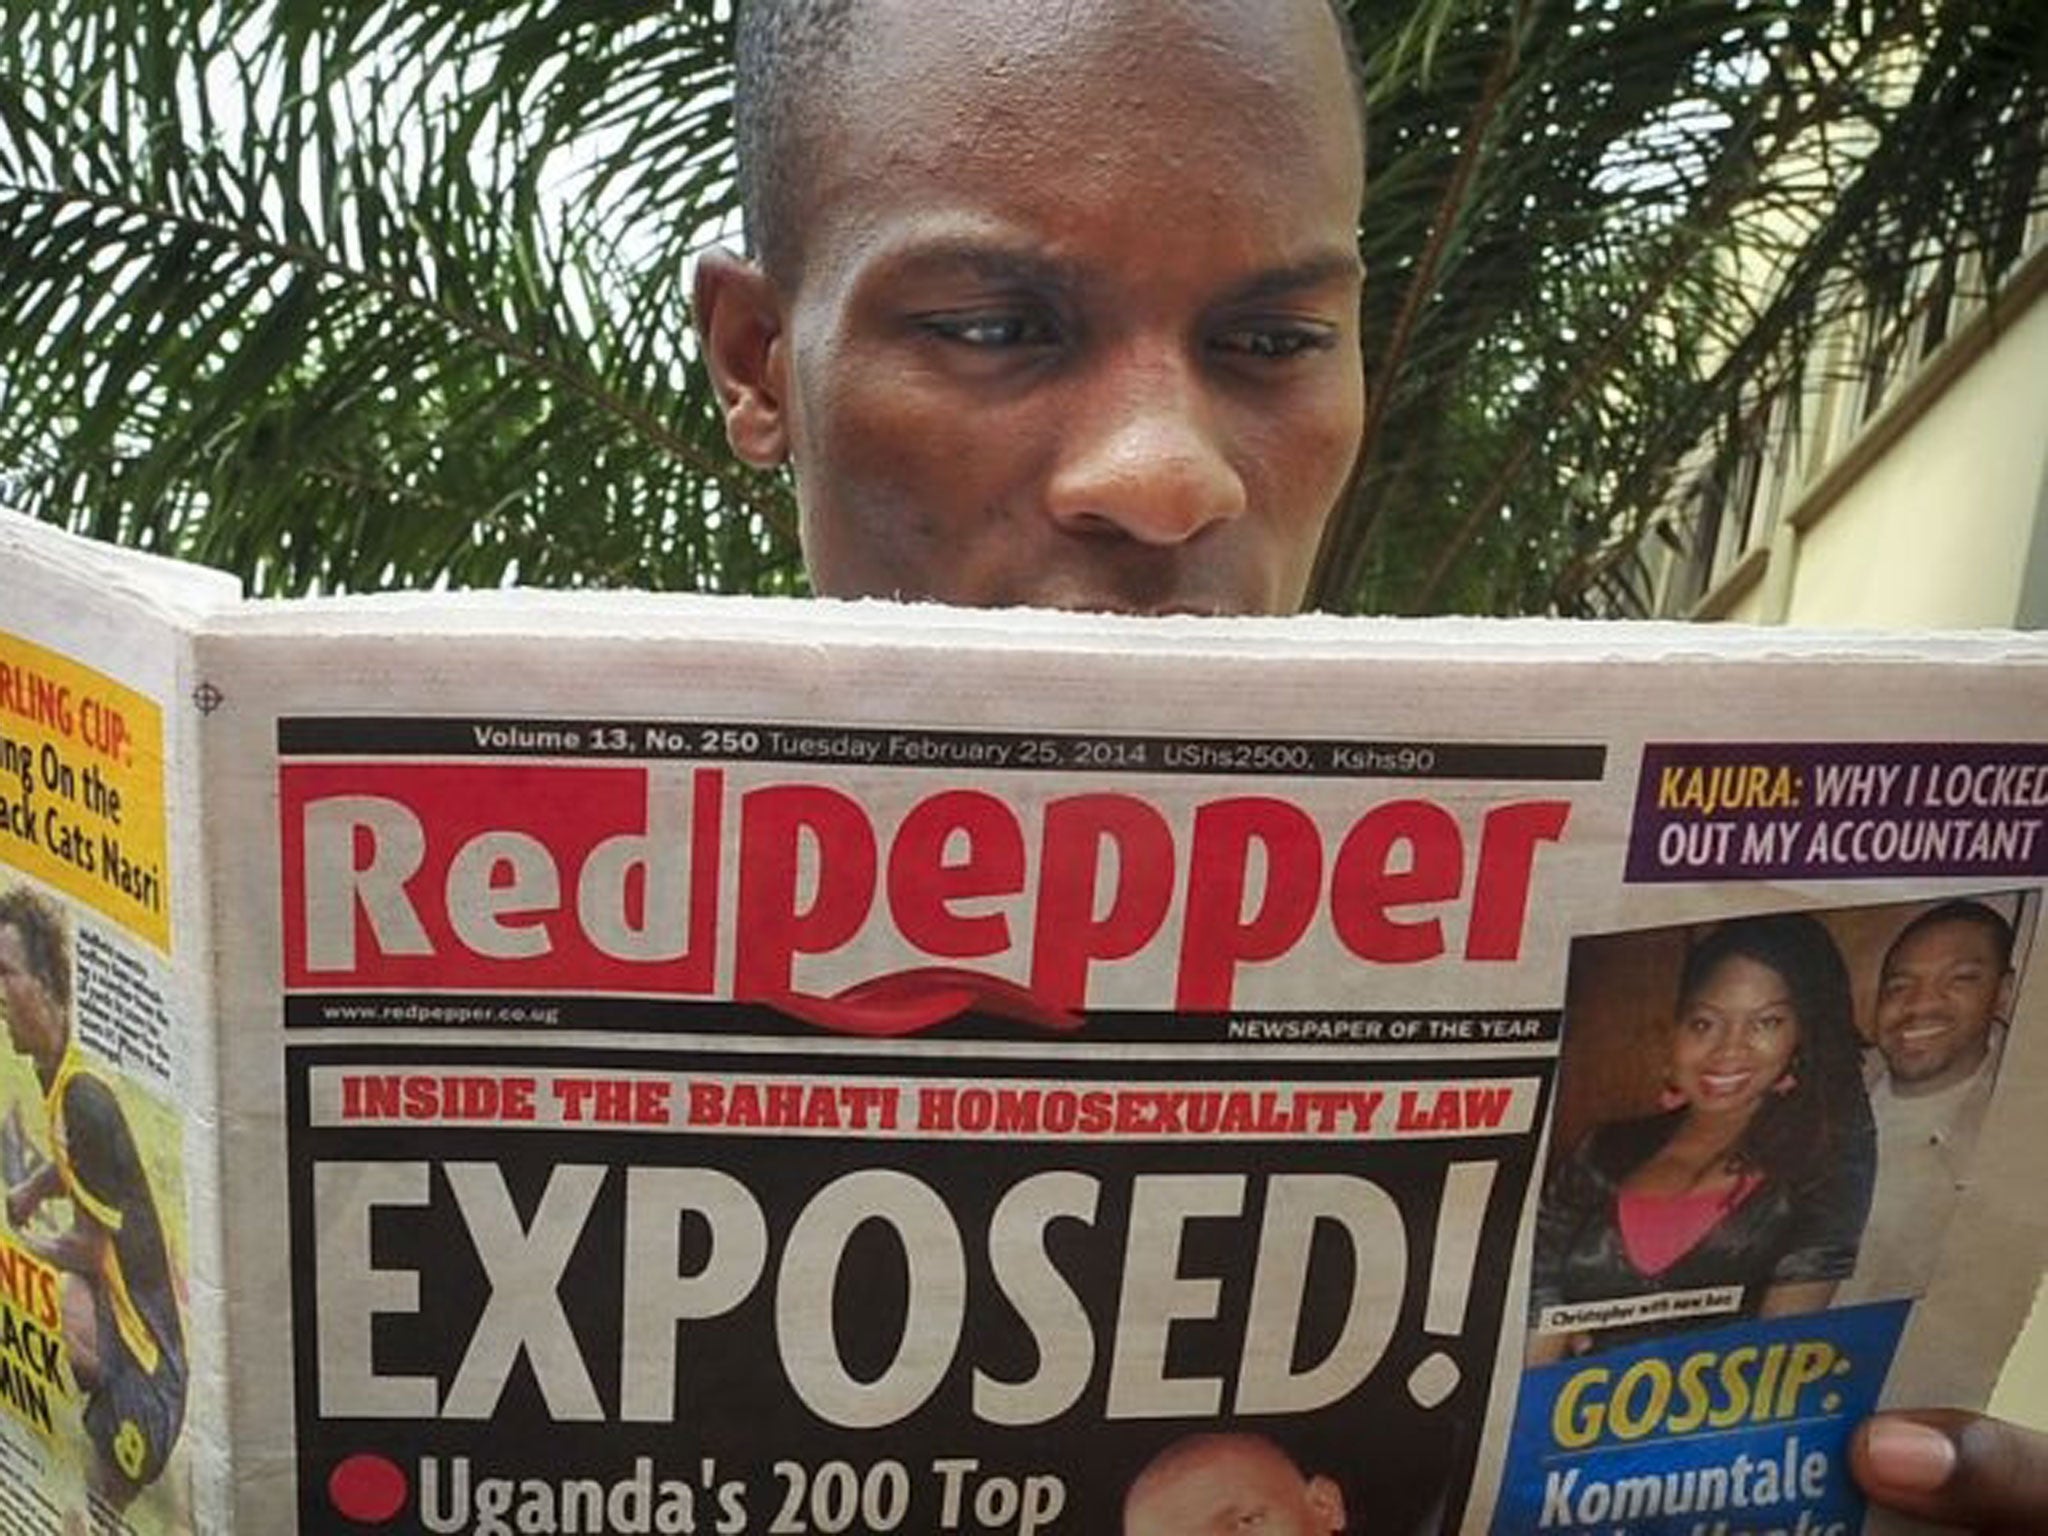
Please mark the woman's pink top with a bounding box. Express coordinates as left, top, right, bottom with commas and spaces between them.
1617, 1176, 1763, 1277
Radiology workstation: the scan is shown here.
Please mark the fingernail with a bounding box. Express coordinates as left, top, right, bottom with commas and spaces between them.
1865, 1419, 1958, 1492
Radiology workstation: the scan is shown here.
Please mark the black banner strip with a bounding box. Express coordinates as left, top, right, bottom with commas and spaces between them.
279, 716, 1604, 782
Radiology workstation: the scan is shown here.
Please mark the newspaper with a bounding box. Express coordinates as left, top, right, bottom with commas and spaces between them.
1, 506, 2044, 1536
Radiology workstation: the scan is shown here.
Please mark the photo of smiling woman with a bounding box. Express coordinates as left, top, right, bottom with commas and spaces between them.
1527, 912, 1876, 1363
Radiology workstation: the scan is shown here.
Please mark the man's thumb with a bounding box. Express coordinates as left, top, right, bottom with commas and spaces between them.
1852, 1411, 2048, 1533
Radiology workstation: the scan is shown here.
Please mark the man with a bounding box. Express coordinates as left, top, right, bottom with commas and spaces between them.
694, 2, 2048, 1527
695, 0, 1364, 616
1840, 899, 2016, 1305
0, 885, 186, 1509
1123, 1433, 1346, 1536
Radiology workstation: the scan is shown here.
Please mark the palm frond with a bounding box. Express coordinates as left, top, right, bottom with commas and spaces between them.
0, 0, 2041, 612
1314, 0, 2047, 614
0, 0, 795, 596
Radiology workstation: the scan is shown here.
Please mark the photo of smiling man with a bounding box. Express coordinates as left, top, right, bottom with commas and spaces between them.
1836, 896, 2030, 1305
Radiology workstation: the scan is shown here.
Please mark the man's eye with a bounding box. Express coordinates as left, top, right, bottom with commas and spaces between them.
1212, 323, 1338, 360
920, 312, 1060, 348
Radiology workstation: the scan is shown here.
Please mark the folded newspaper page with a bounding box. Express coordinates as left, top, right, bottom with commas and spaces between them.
1, 507, 2044, 1536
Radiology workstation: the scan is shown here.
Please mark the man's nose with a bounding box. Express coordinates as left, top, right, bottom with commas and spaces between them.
1891, 979, 1934, 1014
1043, 349, 1247, 544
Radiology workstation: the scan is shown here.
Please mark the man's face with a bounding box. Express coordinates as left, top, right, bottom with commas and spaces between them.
1124, 1438, 1346, 1536
0, 921, 54, 1061
701, 0, 1366, 614
1875, 917, 2012, 1095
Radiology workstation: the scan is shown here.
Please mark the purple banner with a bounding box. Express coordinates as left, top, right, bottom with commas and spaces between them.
1626, 743, 2048, 883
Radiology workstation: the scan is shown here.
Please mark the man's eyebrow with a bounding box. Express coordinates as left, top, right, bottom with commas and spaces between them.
873, 241, 1363, 303
1220, 251, 1365, 306
877, 240, 1079, 291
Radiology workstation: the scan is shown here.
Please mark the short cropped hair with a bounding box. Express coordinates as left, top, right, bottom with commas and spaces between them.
733, 0, 1368, 281
0, 885, 70, 1011
1885, 898, 2017, 975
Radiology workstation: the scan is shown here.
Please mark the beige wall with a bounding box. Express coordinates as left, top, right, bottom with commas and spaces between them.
1720, 282, 2048, 627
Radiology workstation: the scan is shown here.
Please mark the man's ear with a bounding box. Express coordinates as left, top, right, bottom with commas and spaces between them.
693, 246, 791, 468
1306, 1474, 1346, 1532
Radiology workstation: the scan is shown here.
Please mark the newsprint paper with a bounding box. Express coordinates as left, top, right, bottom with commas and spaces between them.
0, 507, 2045, 1536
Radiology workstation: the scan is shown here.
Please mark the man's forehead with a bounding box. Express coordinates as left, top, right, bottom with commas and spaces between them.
1891, 918, 2002, 964
829, 0, 1358, 142
851, 0, 1340, 50
791, 0, 1364, 262
1138, 1435, 1302, 1498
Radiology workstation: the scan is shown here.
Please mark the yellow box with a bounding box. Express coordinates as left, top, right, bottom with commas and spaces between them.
0, 631, 169, 951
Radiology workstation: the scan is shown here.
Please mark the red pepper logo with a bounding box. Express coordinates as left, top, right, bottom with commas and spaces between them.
761, 967, 1082, 1037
